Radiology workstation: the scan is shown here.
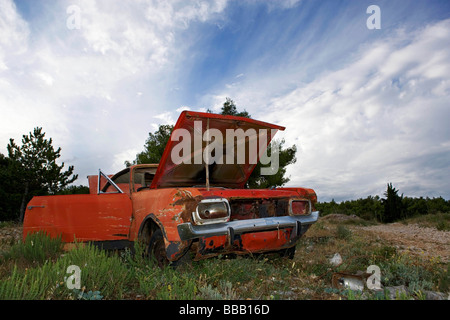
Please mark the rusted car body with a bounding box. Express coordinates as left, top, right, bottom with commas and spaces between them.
23, 111, 319, 265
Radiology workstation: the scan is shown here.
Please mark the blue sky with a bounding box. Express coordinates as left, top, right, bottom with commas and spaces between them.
1, 0, 450, 201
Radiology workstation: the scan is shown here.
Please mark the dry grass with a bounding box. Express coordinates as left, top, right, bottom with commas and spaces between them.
0, 216, 447, 300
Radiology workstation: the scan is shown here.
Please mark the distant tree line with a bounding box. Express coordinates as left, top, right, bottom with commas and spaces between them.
316, 183, 450, 223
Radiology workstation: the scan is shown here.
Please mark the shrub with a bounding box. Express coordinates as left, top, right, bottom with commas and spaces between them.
336, 225, 352, 240
378, 254, 436, 292
60, 243, 130, 299
1, 232, 62, 266
0, 240, 130, 300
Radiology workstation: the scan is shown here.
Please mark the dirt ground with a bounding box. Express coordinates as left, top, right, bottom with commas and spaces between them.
358, 222, 450, 263
319, 214, 449, 263
0, 225, 22, 250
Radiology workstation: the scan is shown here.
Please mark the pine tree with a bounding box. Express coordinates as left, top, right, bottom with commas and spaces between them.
380, 183, 405, 223
7, 127, 78, 221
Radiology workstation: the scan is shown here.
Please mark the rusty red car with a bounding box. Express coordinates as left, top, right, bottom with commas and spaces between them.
23, 111, 319, 266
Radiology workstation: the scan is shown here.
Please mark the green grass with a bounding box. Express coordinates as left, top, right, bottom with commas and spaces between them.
1, 231, 63, 266
336, 225, 353, 240
401, 212, 450, 231
0, 218, 448, 300
0, 239, 131, 300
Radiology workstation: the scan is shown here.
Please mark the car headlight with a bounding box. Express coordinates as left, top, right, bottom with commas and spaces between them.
193, 198, 230, 225
289, 199, 311, 216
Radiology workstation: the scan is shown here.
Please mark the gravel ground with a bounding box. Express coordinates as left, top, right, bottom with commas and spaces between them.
0, 226, 22, 251
359, 222, 450, 262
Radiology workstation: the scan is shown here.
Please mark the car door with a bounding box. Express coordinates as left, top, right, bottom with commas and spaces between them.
23, 171, 133, 243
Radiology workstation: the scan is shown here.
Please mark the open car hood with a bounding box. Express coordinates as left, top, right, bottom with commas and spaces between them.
150, 111, 285, 189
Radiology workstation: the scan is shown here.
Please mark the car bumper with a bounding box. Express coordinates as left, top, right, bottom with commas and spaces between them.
177, 211, 319, 242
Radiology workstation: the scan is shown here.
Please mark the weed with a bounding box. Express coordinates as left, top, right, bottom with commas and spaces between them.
134, 258, 206, 299
71, 289, 103, 300
0, 221, 19, 229
1, 232, 62, 266
378, 253, 436, 292
60, 243, 130, 299
340, 219, 377, 227
373, 245, 398, 261
198, 280, 238, 300
436, 220, 449, 231
336, 225, 352, 240
343, 289, 364, 300
437, 263, 449, 293
0, 261, 70, 300
402, 212, 450, 231
0, 215, 447, 300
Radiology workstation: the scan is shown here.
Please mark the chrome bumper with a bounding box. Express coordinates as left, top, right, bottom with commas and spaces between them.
177, 211, 319, 241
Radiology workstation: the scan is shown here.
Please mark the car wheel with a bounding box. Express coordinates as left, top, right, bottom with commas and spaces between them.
147, 229, 169, 268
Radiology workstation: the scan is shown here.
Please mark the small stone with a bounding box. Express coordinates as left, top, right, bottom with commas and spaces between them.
330, 253, 343, 266
384, 285, 409, 299
424, 291, 447, 300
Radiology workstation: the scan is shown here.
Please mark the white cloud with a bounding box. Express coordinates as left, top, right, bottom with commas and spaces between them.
205, 18, 450, 200
0, 0, 230, 178
34, 72, 54, 87
113, 148, 139, 169
264, 19, 450, 200
1, 0, 449, 202
153, 112, 176, 125
176, 106, 191, 113
0, 0, 29, 70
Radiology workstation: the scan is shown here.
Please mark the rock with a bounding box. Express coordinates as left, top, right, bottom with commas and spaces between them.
384, 285, 410, 299
300, 288, 314, 295
424, 291, 447, 300
330, 253, 343, 266
274, 290, 295, 298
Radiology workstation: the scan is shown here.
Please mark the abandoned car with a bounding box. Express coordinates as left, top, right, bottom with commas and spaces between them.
23, 111, 319, 266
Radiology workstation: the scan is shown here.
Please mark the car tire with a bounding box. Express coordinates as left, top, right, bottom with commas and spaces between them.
147, 229, 169, 268
147, 229, 192, 268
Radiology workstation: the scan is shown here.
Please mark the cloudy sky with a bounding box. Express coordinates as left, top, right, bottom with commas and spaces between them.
1, 0, 449, 201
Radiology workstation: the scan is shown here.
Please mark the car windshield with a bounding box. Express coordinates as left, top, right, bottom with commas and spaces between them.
133, 167, 157, 191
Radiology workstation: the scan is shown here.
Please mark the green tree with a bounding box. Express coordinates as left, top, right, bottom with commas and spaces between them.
7, 127, 78, 221
56, 185, 90, 195
247, 139, 297, 189
217, 97, 251, 118
0, 153, 22, 221
380, 183, 405, 223
215, 98, 297, 188
128, 98, 297, 189
126, 124, 174, 167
